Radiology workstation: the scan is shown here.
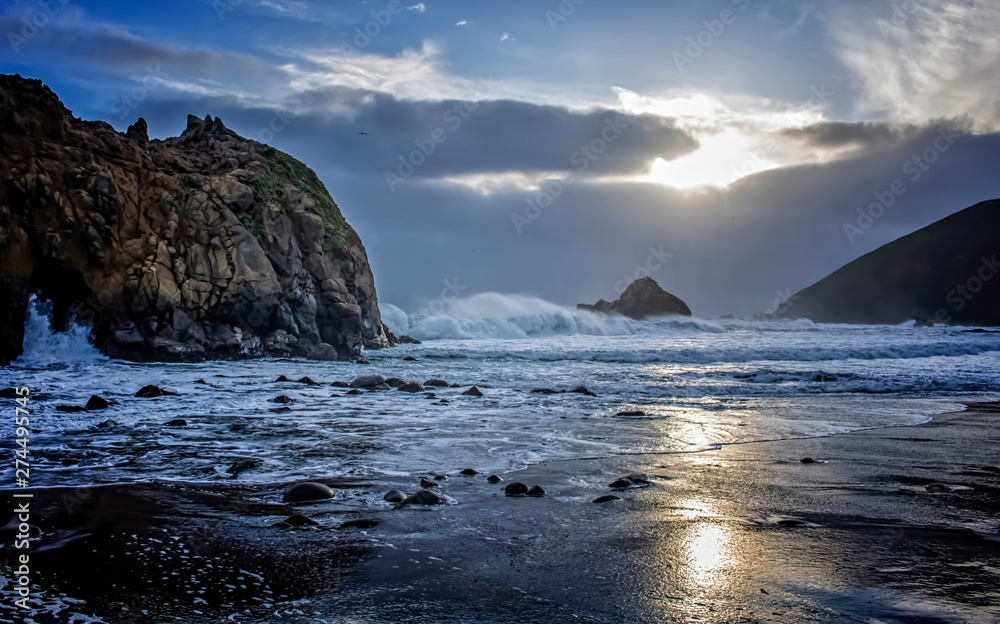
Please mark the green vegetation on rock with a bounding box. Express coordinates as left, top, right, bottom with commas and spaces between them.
228, 129, 356, 251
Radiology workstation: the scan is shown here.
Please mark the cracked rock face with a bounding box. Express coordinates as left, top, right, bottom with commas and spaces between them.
0, 74, 392, 364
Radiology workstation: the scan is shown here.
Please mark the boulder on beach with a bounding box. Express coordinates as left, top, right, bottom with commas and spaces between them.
350, 375, 386, 389
85, 395, 110, 410
526, 485, 546, 497
306, 343, 339, 361
463, 386, 484, 397
383, 490, 407, 503
135, 385, 179, 398
424, 379, 449, 387
385, 377, 406, 387
460, 468, 479, 476
420, 478, 438, 489
505, 482, 529, 496
593, 495, 621, 504
283, 482, 335, 503
398, 382, 423, 393
486, 475, 503, 483
396, 489, 445, 507
273, 395, 295, 404
295, 376, 320, 385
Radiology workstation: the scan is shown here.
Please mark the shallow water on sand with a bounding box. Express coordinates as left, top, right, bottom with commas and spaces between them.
3, 301, 999, 488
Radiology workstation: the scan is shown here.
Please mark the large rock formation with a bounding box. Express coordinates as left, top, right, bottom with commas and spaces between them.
0, 74, 392, 364
776, 199, 1000, 325
578, 277, 691, 319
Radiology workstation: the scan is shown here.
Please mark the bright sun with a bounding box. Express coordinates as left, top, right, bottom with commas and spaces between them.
644, 128, 779, 189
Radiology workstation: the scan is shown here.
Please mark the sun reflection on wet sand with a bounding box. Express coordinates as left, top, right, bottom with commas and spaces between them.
683, 522, 732, 589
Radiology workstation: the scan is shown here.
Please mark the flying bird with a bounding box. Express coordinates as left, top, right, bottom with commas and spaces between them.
357, 132, 368, 135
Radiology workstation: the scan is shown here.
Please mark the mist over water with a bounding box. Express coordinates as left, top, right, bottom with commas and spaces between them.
3, 293, 998, 489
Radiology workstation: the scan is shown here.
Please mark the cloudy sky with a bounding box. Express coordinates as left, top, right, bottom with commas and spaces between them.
4, 0, 999, 316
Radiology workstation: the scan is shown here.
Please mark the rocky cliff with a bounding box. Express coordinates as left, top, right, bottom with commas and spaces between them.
0, 74, 392, 364
776, 199, 1000, 326
578, 277, 691, 319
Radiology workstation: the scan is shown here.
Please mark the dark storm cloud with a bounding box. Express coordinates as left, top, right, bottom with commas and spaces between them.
137, 90, 699, 179
780, 121, 924, 150
0, 15, 283, 83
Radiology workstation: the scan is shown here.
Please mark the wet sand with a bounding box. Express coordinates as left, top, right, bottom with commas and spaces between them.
3, 403, 999, 623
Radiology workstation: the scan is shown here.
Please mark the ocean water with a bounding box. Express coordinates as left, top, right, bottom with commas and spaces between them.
3, 294, 1000, 488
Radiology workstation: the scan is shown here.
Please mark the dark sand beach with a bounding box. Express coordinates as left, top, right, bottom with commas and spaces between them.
4, 403, 999, 623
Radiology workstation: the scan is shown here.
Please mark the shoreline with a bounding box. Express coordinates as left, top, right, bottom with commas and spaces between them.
2, 401, 998, 622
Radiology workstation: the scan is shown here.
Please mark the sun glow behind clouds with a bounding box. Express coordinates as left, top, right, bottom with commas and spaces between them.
614, 88, 826, 189
645, 129, 779, 189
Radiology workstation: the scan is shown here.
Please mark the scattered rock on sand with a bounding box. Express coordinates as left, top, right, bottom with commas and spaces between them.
593, 495, 621, 503
433, 474, 448, 481
384, 490, 407, 503
273, 395, 295, 404
165, 419, 187, 426
608, 479, 632, 489
135, 385, 179, 398
486, 475, 503, 483
274, 514, 319, 528
295, 376, 320, 385
397, 489, 445, 507
616, 410, 645, 416
306, 343, 339, 361
84, 395, 110, 410
275, 375, 292, 382
398, 382, 423, 393
505, 483, 529, 497
460, 468, 479, 476
463, 386, 484, 397
424, 379, 449, 387
350, 375, 386, 389
385, 377, 406, 387
331, 381, 350, 388
608, 474, 649, 488
420, 478, 438, 489
526, 485, 546, 497
800, 457, 816, 464
283, 482, 335, 503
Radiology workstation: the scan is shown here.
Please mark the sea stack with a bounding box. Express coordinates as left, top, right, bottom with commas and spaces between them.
578, 277, 691, 319
0, 74, 393, 364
